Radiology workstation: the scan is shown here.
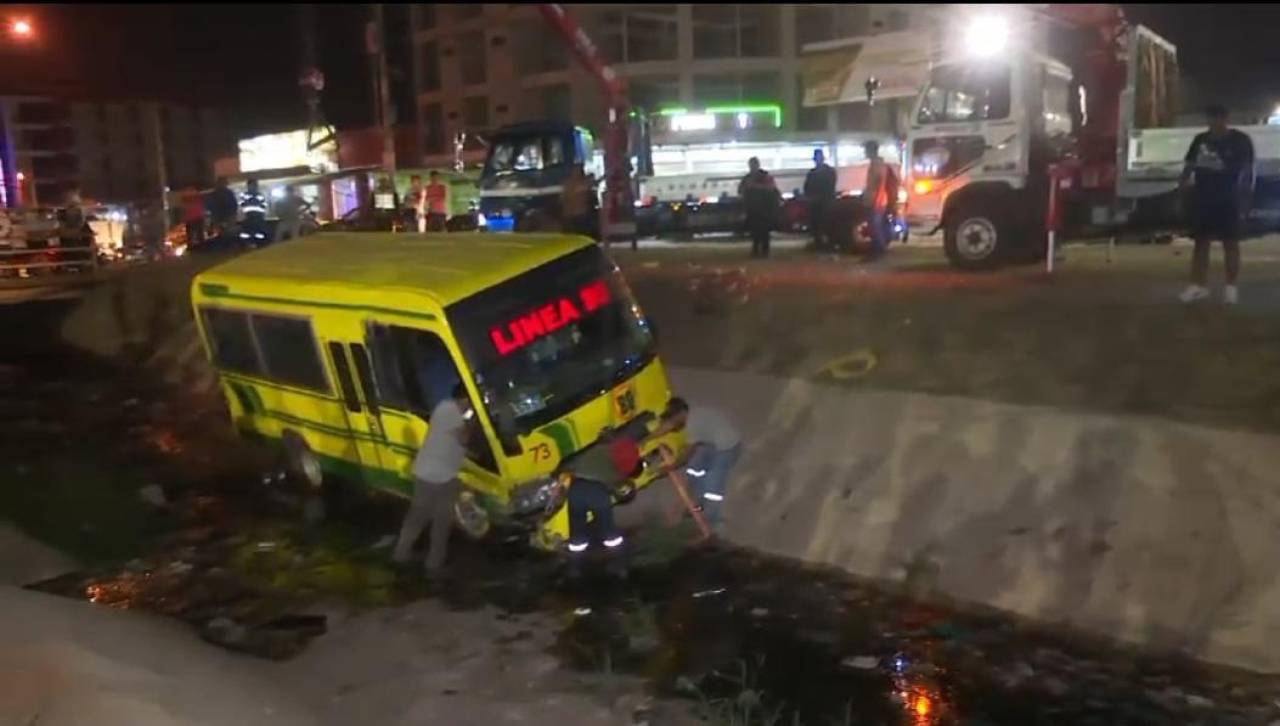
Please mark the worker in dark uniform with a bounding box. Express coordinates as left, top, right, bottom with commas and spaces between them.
739, 156, 781, 258
239, 179, 269, 247
803, 149, 837, 250
1178, 104, 1255, 305
204, 177, 238, 245
559, 435, 642, 578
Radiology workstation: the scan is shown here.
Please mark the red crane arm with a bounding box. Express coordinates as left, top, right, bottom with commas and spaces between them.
536, 4, 629, 110
536, 4, 636, 241
1040, 4, 1129, 191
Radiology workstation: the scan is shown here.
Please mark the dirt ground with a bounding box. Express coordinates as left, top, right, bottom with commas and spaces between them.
617, 235, 1280, 434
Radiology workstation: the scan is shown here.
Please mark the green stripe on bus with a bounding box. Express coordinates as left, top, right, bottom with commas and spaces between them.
257, 409, 418, 456
199, 284, 436, 321
537, 420, 579, 460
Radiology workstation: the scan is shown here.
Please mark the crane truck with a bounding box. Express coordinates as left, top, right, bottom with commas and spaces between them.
477, 4, 639, 243
890, 5, 1280, 270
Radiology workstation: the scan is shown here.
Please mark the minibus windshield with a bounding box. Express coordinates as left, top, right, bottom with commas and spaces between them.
448, 246, 656, 438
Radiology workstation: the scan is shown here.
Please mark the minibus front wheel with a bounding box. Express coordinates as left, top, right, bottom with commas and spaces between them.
455, 490, 492, 540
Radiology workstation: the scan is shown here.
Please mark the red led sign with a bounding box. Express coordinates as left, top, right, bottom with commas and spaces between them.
489, 279, 611, 356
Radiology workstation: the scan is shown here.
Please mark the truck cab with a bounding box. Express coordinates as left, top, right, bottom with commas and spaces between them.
478, 121, 597, 233
905, 48, 1076, 269
901, 5, 1189, 270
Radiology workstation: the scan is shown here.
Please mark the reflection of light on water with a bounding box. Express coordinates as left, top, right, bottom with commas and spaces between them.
146, 428, 184, 455
913, 691, 933, 719
85, 574, 150, 609
890, 654, 943, 725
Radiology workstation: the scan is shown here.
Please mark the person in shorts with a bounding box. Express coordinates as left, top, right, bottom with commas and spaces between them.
1178, 105, 1255, 305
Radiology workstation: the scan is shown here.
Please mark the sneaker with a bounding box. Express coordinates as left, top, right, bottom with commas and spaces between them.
1224, 285, 1239, 305
1178, 285, 1210, 303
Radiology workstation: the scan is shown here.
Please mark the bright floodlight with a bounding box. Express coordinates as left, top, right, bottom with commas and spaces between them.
966, 15, 1009, 58
10, 18, 33, 38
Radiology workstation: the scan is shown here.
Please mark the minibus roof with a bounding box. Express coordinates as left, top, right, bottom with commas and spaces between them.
200, 232, 597, 307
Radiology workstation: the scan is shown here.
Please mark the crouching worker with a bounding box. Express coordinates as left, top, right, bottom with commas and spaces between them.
647, 398, 741, 536
559, 435, 643, 577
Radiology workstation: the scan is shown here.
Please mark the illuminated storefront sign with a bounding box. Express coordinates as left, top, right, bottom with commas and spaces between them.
656, 104, 784, 134
238, 129, 338, 174
489, 280, 611, 356
669, 112, 717, 132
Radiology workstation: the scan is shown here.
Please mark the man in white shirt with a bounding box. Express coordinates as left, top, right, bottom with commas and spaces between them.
393, 384, 473, 574
648, 397, 742, 533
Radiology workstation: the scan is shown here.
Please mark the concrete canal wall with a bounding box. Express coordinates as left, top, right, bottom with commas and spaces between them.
670, 366, 1280, 674
51, 260, 1280, 673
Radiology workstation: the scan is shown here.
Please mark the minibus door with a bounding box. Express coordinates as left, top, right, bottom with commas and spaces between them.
324, 340, 395, 488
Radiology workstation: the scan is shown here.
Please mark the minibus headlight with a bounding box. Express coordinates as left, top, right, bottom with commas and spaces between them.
511, 476, 565, 515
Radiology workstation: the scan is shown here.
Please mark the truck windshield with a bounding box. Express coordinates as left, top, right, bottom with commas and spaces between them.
447, 246, 657, 439
486, 134, 569, 175
917, 64, 1011, 124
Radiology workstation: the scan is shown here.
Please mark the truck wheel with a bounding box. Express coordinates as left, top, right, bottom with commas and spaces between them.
945, 200, 1009, 270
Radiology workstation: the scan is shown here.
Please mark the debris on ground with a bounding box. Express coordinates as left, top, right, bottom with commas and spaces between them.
840, 655, 879, 670
200, 613, 328, 660
137, 484, 167, 508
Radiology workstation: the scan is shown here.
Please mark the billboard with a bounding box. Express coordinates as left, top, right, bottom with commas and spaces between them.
802, 30, 934, 107
238, 129, 338, 175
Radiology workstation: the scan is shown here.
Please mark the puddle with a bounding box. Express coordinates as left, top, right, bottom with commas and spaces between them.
6, 360, 1280, 724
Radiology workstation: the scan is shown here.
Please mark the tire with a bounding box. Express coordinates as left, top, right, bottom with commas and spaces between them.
283, 431, 324, 490
822, 198, 864, 252
282, 431, 327, 523
944, 198, 1012, 270
454, 490, 492, 540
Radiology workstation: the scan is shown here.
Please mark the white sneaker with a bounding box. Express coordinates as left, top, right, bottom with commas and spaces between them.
1178, 285, 1210, 303
1224, 285, 1239, 305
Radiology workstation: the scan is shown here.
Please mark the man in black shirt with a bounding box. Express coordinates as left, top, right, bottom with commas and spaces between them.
1179, 105, 1254, 305
803, 149, 837, 249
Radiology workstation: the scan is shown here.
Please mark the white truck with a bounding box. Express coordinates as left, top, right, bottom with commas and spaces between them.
817, 6, 1280, 269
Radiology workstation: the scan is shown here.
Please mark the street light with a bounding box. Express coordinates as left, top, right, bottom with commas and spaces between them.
7, 17, 34, 40
965, 14, 1009, 58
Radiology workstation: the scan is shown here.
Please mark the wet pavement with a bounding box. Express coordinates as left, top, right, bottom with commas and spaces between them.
5, 355, 1280, 725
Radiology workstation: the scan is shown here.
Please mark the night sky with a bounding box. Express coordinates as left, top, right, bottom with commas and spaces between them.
0, 3, 372, 136
0, 4, 1277, 135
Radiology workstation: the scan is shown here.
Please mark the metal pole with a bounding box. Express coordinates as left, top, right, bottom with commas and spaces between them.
152, 103, 169, 248
373, 4, 396, 187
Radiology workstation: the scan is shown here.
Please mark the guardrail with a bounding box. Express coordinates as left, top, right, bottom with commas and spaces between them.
0, 243, 98, 276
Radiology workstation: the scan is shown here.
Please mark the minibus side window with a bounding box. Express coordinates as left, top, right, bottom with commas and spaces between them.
368, 324, 461, 416
368, 323, 498, 474
202, 307, 263, 376
327, 342, 360, 413
349, 343, 380, 415
250, 314, 330, 393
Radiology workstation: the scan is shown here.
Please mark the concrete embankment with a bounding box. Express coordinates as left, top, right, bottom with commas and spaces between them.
670, 365, 1280, 673
49, 258, 1280, 673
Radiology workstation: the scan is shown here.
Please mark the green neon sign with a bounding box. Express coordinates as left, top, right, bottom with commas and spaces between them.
651, 103, 784, 129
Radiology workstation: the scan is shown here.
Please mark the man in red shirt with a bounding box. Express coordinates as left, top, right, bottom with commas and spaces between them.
424, 171, 449, 232
180, 186, 205, 246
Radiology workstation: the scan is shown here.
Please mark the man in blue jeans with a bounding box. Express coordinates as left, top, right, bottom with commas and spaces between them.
861, 140, 898, 260
648, 398, 742, 535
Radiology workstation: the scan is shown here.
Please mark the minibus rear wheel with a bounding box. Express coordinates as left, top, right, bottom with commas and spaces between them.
283, 431, 326, 523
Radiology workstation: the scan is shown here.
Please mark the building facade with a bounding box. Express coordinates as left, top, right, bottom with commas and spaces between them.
409, 4, 936, 165
0, 95, 233, 208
